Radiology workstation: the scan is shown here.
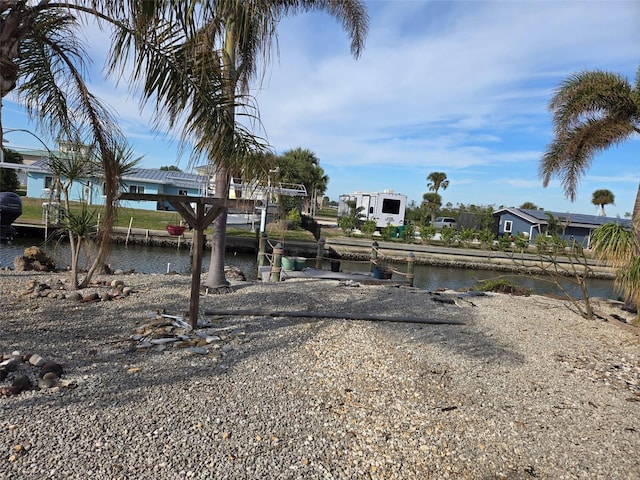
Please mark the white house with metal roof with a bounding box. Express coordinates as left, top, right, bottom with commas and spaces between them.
493, 207, 631, 247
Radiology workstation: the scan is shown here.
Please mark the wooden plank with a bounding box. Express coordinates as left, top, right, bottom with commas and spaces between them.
204, 309, 465, 325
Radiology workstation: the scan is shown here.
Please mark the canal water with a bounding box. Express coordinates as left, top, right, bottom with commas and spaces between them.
0, 236, 619, 299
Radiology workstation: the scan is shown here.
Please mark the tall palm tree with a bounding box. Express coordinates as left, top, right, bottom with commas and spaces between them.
540, 66, 640, 316
591, 189, 615, 216
427, 171, 449, 195
182, 1, 369, 290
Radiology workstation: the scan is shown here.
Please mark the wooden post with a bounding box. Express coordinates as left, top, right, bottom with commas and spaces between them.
406, 252, 415, 287
188, 203, 205, 329
370, 241, 379, 272
316, 237, 326, 269
125, 217, 133, 245
257, 232, 267, 272
271, 243, 283, 282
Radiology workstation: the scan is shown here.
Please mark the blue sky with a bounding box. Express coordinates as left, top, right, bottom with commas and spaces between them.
3, 0, 639, 217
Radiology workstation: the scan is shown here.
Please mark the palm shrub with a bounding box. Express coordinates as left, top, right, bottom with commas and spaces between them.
420, 224, 436, 243
402, 224, 415, 243
478, 228, 495, 249
497, 234, 512, 251
381, 223, 396, 241
458, 226, 476, 247
440, 226, 457, 245
360, 219, 377, 238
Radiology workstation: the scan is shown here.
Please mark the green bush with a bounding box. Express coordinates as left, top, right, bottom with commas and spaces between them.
497, 233, 512, 251
458, 226, 476, 247
402, 224, 415, 243
440, 225, 457, 245
287, 208, 302, 228
420, 224, 436, 243
360, 219, 377, 238
381, 224, 395, 241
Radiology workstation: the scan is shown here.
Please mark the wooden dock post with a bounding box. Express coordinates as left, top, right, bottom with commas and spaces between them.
316, 237, 326, 269
370, 241, 379, 272
406, 252, 415, 287
257, 232, 267, 272
271, 243, 283, 282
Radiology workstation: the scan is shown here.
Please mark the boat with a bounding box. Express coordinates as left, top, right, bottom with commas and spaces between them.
0, 192, 22, 242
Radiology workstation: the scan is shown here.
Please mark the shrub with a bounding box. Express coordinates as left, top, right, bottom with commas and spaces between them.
286, 209, 302, 228
420, 224, 436, 243
402, 224, 415, 243
440, 225, 457, 245
360, 219, 377, 238
381, 223, 395, 241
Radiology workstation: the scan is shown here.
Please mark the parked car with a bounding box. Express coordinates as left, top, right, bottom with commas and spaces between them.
433, 217, 457, 230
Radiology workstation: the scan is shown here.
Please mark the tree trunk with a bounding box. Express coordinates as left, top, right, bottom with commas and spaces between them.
203, 24, 237, 291
203, 167, 231, 289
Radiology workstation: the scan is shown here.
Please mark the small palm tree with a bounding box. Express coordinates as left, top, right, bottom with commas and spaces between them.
427, 171, 449, 195
591, 189, 615, 216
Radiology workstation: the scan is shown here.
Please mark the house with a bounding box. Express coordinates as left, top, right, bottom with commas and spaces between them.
26, 159, 208, 211
492, 207, 631, 247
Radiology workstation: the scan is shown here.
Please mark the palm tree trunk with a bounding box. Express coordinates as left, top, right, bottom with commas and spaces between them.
203, 23, 237, 290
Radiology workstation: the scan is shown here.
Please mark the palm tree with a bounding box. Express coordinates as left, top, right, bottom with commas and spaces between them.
278, 147, 327, 215
427, 171, 449, 195
422, 192, 442, 223
591, 189, 615, 216
1, 2, 130, 283
519, 201, 539, 210
181, 1, 369, 290
540, 66, 640, 316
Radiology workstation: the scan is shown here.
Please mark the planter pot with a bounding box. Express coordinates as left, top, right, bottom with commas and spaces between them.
330, 260, 341, 272
282, 257, 295, 271
166, 225, 186, 236
294, 257, 307, 271
373, 266, 392, 279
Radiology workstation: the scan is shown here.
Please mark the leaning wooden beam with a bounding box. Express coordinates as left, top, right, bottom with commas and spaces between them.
204, 309, 465, 325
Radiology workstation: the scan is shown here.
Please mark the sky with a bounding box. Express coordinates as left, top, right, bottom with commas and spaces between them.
2, 0, 639, 217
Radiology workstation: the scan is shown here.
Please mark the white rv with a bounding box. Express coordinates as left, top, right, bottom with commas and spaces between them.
338, 190, 407, 229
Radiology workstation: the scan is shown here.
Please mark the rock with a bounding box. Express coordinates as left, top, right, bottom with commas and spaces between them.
38, 378, 57, 389
111, 279, 125, 288
40, 361, 64, 378
122, 287, 134, 296
13, 246, 56, 272
0, 357, 19, 372
101, 292, 111, 302
42, 372, 59, 380
82, 293, 100, 302
11, 376, 33, 394
29, 354, 46, 367
67, 292, 83, 302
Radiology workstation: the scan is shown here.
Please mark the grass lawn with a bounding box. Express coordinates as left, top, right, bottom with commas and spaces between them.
17, 197, 335, 242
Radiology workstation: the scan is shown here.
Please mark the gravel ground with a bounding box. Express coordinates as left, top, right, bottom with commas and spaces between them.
1, 270, 639, 480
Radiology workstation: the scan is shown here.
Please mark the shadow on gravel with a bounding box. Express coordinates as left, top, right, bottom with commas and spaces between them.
2, 279, 524, 411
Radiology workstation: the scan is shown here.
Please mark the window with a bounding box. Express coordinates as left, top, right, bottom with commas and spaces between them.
129, 185, 145, 194
44, 176, 53, 190
178, 189, 188, 196
381, 199, 401, 215
504, 220, 513, 233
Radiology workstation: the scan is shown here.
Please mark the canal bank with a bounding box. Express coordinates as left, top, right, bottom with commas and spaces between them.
13, 222, 616, 279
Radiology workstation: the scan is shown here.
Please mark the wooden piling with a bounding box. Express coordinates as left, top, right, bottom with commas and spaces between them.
270, 243, 283, 282
316, 237, 326, 269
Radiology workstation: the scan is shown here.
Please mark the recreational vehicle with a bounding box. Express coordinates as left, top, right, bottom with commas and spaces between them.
338, 191, 407, 229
